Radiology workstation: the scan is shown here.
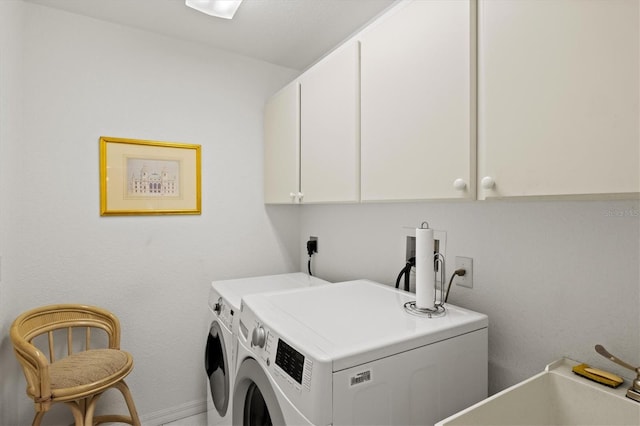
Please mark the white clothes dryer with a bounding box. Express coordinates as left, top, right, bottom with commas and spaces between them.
205, 273, 329, 426
233, 280, 489, 426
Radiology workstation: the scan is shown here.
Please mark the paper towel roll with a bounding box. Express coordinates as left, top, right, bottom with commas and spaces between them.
415, 227, 435, 309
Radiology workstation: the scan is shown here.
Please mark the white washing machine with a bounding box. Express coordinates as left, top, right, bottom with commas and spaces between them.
233, 279, 488, 426
205, 273, 329, 426
205, 284, 235, 426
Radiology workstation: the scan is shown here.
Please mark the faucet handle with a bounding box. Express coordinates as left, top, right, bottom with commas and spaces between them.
596, 344, 640, 403
595, 344, 638, 372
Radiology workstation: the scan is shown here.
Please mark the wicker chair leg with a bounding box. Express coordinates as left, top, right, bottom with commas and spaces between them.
65, 400, 86, 426
114, 381, 141, 426
31, 411, 45, 426
85, 382, 140, 426
84, 393, 102, 426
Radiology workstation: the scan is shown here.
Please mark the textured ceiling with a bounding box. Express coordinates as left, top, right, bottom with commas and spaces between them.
25, 0, 397, 70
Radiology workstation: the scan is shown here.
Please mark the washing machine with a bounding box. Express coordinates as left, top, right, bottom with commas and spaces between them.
206, 284, 235, 426
233, 279, 488, 426
205, 273, 329, 426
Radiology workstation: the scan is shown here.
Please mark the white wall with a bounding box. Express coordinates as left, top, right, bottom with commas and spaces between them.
0, 0, 26, 422
0, 2, 299, 424
300, 200, 640, 394
2, 1, 639, 424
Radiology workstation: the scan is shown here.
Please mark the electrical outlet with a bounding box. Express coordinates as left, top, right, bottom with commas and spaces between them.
455, 256, 473, 288
308, 236, 318, 254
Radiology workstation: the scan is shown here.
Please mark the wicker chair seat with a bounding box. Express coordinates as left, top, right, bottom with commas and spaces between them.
48, 349, 133, 400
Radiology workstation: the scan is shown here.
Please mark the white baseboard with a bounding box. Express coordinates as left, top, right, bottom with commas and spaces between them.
140, 399, 207, 426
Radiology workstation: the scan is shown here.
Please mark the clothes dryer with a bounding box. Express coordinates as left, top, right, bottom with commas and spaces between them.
205, 273, 329, 426
234, 280, 488, 426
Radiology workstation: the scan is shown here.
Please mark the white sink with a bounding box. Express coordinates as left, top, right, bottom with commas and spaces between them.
437, 358, 640, 426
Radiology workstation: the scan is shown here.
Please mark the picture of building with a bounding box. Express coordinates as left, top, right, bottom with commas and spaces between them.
128, 159, 179, 197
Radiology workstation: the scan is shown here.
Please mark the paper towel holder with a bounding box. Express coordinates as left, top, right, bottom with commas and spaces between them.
404, 252, 446, 318
404, 220, 446, 318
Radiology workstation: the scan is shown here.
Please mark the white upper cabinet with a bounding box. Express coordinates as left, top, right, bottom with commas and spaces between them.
264, 81, 300, 204
478, 0, 639, 199
265, 0, 638, 204
264, 41, 359, 204
360, 0, 476, 201
299, 41, 360, 203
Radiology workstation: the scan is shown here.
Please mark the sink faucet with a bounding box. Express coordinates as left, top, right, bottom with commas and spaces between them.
595, 344, 640, 403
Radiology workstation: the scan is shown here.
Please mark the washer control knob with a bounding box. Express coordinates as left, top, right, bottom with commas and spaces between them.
251, 326, 266, 348
213, 297, 222, 314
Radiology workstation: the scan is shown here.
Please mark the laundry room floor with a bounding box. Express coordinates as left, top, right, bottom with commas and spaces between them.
163, 412, 206, 425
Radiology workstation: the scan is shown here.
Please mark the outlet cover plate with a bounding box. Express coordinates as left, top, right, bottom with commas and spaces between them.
455, 256, 473, 288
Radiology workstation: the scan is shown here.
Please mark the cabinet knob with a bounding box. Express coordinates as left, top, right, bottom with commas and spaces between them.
481, 176, 495, 189
453, 179, 467, 191
289, 192, 304, 201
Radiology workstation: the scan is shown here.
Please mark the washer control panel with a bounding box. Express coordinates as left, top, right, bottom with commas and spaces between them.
247, 320, 313, 393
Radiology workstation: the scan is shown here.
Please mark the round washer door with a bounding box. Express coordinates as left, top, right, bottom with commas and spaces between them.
233, 358, 285, 426
205, 321, 230, 417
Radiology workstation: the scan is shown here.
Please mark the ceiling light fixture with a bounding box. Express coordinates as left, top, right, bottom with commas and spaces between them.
185, 0, 243, 19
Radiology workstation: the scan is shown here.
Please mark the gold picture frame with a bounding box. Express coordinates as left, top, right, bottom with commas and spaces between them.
100, 136, 201, 216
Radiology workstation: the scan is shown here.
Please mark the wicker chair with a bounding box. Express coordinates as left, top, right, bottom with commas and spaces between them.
10, 304, 141, 426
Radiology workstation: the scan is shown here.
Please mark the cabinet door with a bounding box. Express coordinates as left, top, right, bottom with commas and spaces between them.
300, 41, 360, 203
478, 0, 639, 199
264, 81, 300, 204
360, 0, 476, 201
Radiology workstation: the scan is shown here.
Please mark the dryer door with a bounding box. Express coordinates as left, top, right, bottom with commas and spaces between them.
205, 321, 230, 417
233, 358, 285, 426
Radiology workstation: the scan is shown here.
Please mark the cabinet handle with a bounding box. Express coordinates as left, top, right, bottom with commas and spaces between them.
289, 192, 296, 198
453, 179, 467, 191
297, 192, 304, 201
481, 176, 495, 190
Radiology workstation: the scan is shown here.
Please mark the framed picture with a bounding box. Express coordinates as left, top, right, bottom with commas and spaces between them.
100, 136, 201, 216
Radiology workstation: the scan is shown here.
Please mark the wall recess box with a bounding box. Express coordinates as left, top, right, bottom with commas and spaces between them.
405, 236, 416, 262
